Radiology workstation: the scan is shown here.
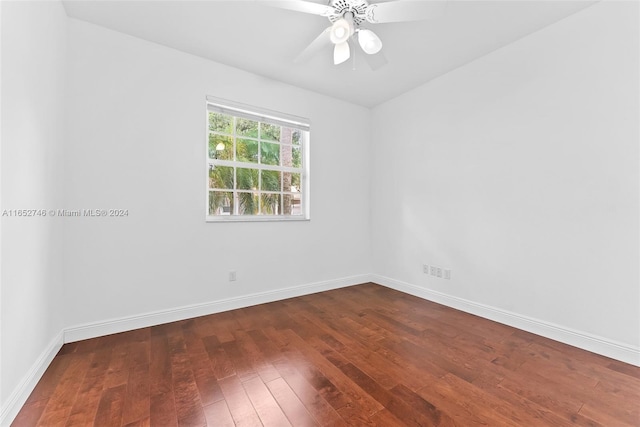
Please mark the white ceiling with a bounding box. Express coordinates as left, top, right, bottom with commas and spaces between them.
62, 0, 595, 107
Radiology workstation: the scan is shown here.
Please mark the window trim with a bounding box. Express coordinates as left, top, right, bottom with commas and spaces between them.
205, 97, 311, 222
207, 96, 310, 132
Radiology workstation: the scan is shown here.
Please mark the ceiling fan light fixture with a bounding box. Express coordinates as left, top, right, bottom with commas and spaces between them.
329, 13, 354, 44
333, 41, 350, 64
333, 26, 347, 40
357, 29, 382, 54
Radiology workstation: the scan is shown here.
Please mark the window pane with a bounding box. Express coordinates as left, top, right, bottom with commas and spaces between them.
283, 172, 301, 193
209, 166, 234, 190
237, 168, 259, 190
292, 146, 302, 168
292, 129, 301, 145
292, 173, 301, 190
260, 193, 281, 215
236, 118, 259, 138
237, 192, 259, 215
261, 170, 281, 192
209, 191, 233, 215
236, 138, 258, 163
261, 142, 280, 166
209, 134, 233, 160
209, 112, 233, 134
261, 123, 281, 142
283, 192, 302, 215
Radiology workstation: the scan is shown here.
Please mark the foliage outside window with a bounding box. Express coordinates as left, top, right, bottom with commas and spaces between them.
207, 98, 310, 221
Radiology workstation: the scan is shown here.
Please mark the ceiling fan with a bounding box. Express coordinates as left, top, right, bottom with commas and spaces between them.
261, 0, 446, 69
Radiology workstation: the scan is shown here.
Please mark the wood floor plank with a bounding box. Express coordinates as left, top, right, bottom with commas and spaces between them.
181, 328, 225, 406
275, 327, 386, 417
202, 400, 235, 427
167, 329, 206, 427
594, 378, 640, 411
607, 360, 640, 380
368, 408, 407, 427
284, 302, 402, 390
121, 362, 150, 425
206, 311, 241, 344
579, 401, 640, 427
245, 328, 344, 426
233, 329, 281, 384
265, 377, 318, 427
263, 327, 352, 411
222, 339, 259, 383
528, 339, 640, 398
149, 380, 178, 427
12, 283, 640, 427
103, 340, 132, 389
10, 398, 49, 427
34, 354, 91, 426
271, 357, 345, 426
416, 376, 514, 426
122, 417, 151, 427
319, 313, 447, 389
497, 370, 586, 417
242, 376, 292, 426
335, 362, 444, 427
439, 372, 573, 426
390, 383, 457, 426
488, 382, 600, 426
202, 335, 237, 380
149, 325, 172, 383
65, 347, 113, 426
149, 326, 178, 427
93, 384, 127, 427
23, 352, 75, 405
217, 375, 263, 426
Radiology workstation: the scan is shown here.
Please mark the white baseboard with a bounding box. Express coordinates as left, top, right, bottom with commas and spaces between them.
64, 274, 373, 343
0, 331, 63, 427
372, 274, 640, 367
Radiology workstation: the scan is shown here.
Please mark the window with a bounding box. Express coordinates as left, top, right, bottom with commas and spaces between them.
206, 97, 310, 221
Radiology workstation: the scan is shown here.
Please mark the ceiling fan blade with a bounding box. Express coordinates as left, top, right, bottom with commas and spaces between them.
294, 27, 332, 63
366, 1, 447, 23
258, 1, 333, 16
334, 41, 351, 65
362, 49, 388, 70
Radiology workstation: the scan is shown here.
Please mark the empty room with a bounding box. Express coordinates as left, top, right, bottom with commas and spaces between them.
1, 0, 639, 425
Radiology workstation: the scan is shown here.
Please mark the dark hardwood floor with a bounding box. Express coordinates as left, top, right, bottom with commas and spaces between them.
12, 283, 640, 426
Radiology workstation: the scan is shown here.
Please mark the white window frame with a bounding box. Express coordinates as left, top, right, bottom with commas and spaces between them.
206, 96, 311, 222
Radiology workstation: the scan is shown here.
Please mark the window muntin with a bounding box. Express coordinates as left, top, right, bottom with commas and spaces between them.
206, 98, 309, 221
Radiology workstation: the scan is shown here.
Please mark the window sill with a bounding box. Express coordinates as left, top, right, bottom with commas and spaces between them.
206, 216, 310, 223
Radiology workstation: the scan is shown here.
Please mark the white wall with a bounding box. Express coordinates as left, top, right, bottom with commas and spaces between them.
0, 0, 67, 420
62, 18, 372, 329
372, 0, 639, 351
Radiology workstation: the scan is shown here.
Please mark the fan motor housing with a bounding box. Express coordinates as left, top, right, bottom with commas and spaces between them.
328, 0, 369, 26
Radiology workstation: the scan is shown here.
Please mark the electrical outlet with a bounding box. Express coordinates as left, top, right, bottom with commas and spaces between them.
229, 271, 236, 281
423, 264, 429, 274
430, 266, 437, 276
436, 267, 443, 278
444, 269, 451, 280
